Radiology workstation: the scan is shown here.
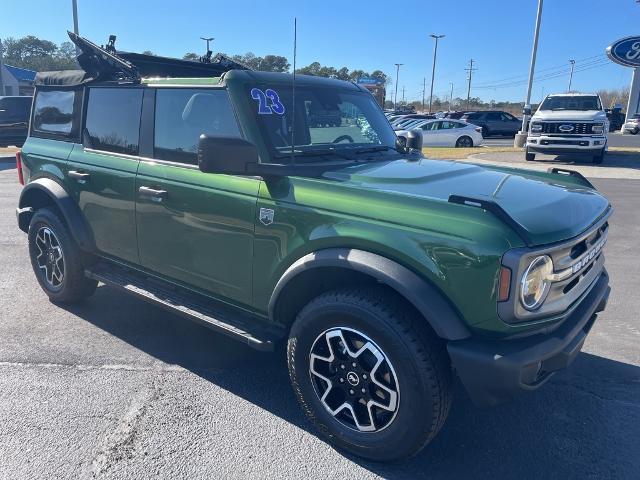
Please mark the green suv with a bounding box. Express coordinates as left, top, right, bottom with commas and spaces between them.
15, 36, 611, 462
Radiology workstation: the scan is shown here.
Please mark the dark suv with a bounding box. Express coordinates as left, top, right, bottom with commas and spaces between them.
461, 110, 521, 138
15, 34, 612, 462
0, 96, 32, 147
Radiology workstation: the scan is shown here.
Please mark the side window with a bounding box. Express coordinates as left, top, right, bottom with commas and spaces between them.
154, 88, 240, 164
502, 112, 516, 121
32, 90, 77, 136
85, 88, 143, 155
486, 112, 501, 121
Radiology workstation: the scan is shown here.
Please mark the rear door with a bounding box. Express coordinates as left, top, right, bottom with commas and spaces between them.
420, 121, 441, 145
484, 112, 502, 135
66, 87, 143, 264
134, 87, 260, 307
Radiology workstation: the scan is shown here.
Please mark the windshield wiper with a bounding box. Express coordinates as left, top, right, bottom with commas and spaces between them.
353, 145, 398, 155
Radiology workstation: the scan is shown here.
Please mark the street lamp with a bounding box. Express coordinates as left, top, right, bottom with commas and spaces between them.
449, 82, 454, 111
394, 63, 403, 109
200, 36, 214, 53
568, 59, 575, 92
428, 34, 445, 113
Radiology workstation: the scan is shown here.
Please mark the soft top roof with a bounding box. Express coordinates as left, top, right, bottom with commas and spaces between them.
34, 32, 250, 90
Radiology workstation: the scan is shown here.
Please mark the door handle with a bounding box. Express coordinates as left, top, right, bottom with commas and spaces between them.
68, 170, 91, 184
139, 186, 168, 202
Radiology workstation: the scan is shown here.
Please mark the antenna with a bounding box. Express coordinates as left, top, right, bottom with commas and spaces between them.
290, 17, 297, 165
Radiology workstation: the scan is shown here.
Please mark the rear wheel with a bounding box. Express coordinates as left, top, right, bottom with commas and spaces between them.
28, 207, 97, 303
455, 136, 473, 148
481, 126, 489, 138
287, 287, 452, 461
525, 149, 536, 161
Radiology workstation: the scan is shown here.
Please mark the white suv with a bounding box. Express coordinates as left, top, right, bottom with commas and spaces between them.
526, 93, 608, 164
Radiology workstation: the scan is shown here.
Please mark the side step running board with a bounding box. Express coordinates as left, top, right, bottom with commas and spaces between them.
85, 262, 283, 351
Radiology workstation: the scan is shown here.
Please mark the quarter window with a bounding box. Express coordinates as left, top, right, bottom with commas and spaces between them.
154, 89, 240, 164
85, 88, 143, 155
33, 90, 77, 135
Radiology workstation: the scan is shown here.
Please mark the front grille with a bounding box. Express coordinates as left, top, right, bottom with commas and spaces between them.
541, 122, 596, 135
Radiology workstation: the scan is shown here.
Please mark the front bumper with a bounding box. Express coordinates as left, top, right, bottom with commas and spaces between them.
447, 269, 610, 407
526, 135, 606, 155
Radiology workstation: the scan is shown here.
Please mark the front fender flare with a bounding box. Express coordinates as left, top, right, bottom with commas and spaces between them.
18, 178, 95, 251
268, 248, 471, 341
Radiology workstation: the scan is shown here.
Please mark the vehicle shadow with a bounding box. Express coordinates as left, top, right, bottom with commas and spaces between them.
65, 285, 640, 479
532, 150, 640, 169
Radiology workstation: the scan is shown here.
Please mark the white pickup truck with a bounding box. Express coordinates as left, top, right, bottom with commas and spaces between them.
526, 93, 609, 164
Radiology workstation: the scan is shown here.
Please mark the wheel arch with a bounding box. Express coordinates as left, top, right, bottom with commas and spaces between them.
18, 178, 95, 251
269, 248, 471, 341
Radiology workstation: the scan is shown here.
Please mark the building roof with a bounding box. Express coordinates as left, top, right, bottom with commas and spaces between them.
4, 64, 37, 83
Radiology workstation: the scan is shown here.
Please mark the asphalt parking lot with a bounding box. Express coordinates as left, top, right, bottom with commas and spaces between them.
0, 160, 639, 479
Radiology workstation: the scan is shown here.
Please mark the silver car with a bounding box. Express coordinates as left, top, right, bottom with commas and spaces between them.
396, 119, 484, 147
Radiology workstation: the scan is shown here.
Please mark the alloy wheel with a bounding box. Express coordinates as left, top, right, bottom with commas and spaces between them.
309, 327, 400, 432
35, 226, 65, 288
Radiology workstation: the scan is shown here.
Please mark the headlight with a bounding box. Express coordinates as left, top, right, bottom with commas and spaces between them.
520, 255, 553, 310
591, 123, 604, 134
530, 122, 542, 133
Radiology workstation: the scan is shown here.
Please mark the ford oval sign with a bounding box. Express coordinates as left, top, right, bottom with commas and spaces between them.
607, 36, 640, 68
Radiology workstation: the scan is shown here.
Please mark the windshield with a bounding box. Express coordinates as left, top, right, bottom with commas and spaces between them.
539, 95, 602, 111
247, 84, 398, 162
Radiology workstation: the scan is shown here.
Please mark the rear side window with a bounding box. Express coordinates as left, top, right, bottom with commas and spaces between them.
153, 88, 240, 164
85, 88, 143, 155
33, 91, 77, 135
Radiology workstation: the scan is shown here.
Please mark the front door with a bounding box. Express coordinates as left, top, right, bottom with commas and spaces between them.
66, 86, 143, 264
135, 87, 260, 307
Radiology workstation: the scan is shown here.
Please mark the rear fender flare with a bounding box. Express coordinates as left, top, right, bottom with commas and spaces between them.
18, 178, 95, 251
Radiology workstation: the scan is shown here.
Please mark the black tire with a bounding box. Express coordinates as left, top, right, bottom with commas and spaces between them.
593, 149, 605, 164
525, 150, 536, 161
28, 207, 97, 303
287, 287, 452, 462
455, 136, 473, 148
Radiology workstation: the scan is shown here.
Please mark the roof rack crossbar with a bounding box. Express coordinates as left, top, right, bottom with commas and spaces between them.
448, 194, 533, 246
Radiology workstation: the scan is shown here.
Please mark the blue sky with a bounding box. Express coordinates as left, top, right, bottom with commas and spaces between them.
1, 0, 638, 102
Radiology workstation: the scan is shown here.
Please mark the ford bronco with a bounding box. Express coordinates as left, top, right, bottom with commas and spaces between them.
15, 34, 612, 461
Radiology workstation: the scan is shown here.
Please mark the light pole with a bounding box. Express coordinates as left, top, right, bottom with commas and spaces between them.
449, 82, 454, 111
0, 39, 5, 96
568, 59, 575, 92
200, 36, 214, 53
428, 34, 445, 113
515, 0, 544, 147
394, 63, 403, 110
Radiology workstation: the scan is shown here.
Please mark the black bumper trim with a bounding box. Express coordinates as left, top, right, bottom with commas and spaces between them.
527, 146, 604, 155
447, 269, 610, 406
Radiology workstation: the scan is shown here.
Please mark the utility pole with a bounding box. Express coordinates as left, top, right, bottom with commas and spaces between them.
394, 63, 403, 109
71, 0, 80, 55
422, 77, 426, 112
402, 85, 405, 104
516, 0, 544, 147
568, 59, 575, 92
0, 39, 5, 96
465, 59, 477, 110
428, 34, 445, 113
449, 81, 454, 111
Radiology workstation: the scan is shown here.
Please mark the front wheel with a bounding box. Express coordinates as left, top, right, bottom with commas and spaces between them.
525, 149, 536, 161
28, 207, 97, 303
593, 149, 605, 164
287, 288, 452, 461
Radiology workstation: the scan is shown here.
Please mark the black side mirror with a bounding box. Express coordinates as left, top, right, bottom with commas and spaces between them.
406, 129, 423, 151
198, 135, 258, 175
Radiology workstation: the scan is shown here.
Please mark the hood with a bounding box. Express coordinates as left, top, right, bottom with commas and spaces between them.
532, 109, 607, 122
324, 159, 610, 246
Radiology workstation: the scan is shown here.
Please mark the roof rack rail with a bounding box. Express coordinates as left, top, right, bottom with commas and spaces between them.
448, 194, 532, 246
546, 167, 595, 189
